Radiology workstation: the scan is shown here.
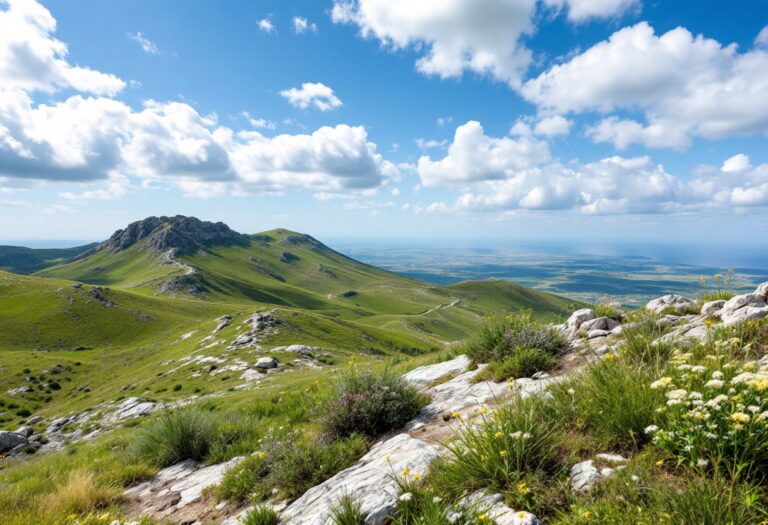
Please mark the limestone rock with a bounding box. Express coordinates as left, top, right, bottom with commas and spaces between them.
721, 293, 768, 325
756, 282, 768, 301
701, 300, 726, 317
255, 357, 278, 369
107, 397, 162, 422
570, 460, 602, 492
402, 355, 470, 388
280, 434, 440, 525
460, 491, 540, 525
646, 294, 696, 314
566, 309, 596, 332
580, 317, 620, 333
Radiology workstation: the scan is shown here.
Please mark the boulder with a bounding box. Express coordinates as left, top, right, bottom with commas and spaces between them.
107, 397, 162, 422
0, 430, 28, 453
566, 309, 596, 331
280, 434, 440, 524
402, 355, 470, 388
579, 317, 619, 333
756, 282, 768, 301
255, 357, 278, 369
587, 329, 610, 339
720, 293, 768, 326
26, 416, 42, 425
460, 491, 540, 525
15, 426, 33, 438
646, 294, 696, 314
701, 300, 726, 317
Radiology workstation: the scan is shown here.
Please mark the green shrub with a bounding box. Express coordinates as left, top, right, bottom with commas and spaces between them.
322, 368, 428, 439
620, 316, 674, 364
131, 408, 216, 467
699, 269, 737, 302
217, 432, 368, 502
548, 357, 664, 450
593, 298, 623, 319
331, 493, 366, 525
473, 347, 557, 382
648, 348, 768, 481
242, 505, 279, 525
465, 313, 566, 364
431, 396, 564, 500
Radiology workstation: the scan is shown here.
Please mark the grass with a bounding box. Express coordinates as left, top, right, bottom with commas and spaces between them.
699, 270, 738, 302
620, 314, 674, 363
44, 470, 124, 517
473, 347, 557, 382
242, 506, 280, 525
330, 494, 366, 525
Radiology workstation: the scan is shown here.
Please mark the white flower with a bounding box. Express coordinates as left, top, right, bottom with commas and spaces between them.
748, 405, 761, 413
705, 379, 725, 389
432, 496, 443, 503
567, 388, 576, 396
667, 389, 688, 400
399, 492, 413, 502
697, 459, 709, 467
667, 399, 683, 406
688, 391, 703, 400
644, 425, 660, 434
691, 365, 706, 374
522, 432, 532, 440
510, 431, 523, 439
447, 512, 462, 523
712, 371, 724, 379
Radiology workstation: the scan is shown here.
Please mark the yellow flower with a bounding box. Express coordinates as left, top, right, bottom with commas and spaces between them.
480, 454, 488, 462
499, 450, 508, 457
603, 353, 616, 361
655, 459, 665, 466
413, 473, 421, 481
517, 481, 530, 495
480, 406, 488, 414
581, 510, 592, 518
518, 511, 528, 518
731, 412, 751, 423
450, 411, 462, 419
494, 431, 503, 438
401, 467, 410, 477
705, 319, 714, 327
67, 516, 78, 522
479, 514, 487, 521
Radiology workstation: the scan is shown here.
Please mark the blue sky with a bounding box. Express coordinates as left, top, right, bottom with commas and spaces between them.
1, 0, 767, 245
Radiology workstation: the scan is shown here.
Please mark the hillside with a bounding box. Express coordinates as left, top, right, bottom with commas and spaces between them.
0, 243, 96, 274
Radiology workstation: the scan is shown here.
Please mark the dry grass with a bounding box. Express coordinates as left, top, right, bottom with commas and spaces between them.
45, 470, 124, 517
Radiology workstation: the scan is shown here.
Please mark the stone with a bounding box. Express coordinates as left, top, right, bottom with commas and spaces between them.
587, 329, 610, 339
402, 355, 470, 388
459, 491, 540, 525
240, 369, 264, 382
570, 460, 602, 492
595, 453, 627, 463
255, 357, 278, 369
646, 294, 696, 314
579, 317, 620, 333
757, 282, 768, 301
15, 426, 33, 438
26, 416, 42, 425
0, 430, 29, 453
170, 457, 244, 506
701, 300, 726, 317
720, 293, 768, 325
107, 397, 162, 422
8, 385, 34, 396
566, 309, 596, 331
280, 434, 440, 525
531, 371, 550, 380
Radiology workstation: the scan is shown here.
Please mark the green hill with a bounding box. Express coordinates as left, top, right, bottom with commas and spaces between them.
0, 243, 96, 274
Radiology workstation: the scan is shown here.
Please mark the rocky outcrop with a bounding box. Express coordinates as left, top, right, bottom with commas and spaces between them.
92, 215, 249, 256
646, 294, 697, 314
0, 430, 28, 454
460, 491, 539, 525
720, 292, 768, 325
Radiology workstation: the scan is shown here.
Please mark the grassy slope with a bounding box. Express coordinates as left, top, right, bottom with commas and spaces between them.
0, 243, 96, 274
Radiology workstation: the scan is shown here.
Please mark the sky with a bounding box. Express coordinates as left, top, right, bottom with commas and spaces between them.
0, 0, 767, 245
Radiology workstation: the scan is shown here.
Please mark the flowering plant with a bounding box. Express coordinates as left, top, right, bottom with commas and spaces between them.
647, 342, 768, 479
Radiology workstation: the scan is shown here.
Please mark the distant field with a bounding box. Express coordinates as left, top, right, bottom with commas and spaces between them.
336, 244, 768, 307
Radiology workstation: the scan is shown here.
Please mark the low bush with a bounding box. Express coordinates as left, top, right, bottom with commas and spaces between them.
242, 505, 279, 525
547, 357, 664, 451
321, 368, 428, 439
620, 316, 674, 364
131, 408, 217, 467
473, 347, 557, 382
217, 431, 368, 502
45, 470, 123, 517
593, 298, 623, 319
647, 348, 768, 481
330, 493, 366, 525
430, 396, 564, 502
465, 313, 566, 364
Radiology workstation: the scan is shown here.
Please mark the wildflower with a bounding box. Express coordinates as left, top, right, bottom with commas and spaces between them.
494, 431, 503, 438
518, 511, 529, 519
705, 319, 714, 327
697, 459, 709, 467
433, 496, 443, 503
413, 473, 421, 481
655, 459, 665, 466
450, 411, 462, 419
651, 377, 673, 389
479, 514, 487, 521
510, 431, 523, 439
480, 454, 488, 462
705, 379, 725, 389
667, 389, 688, 400
401, 467, 410, 477
522, 432, 532, 440
712, 371, 724, 379
567, 388, 575, 396
603, 353, 616, 361
517, 481, 530, 495
645, 425, 659, 434
499, 450, 508, 457
731, 412, 751, 423
399, 492, 413, 502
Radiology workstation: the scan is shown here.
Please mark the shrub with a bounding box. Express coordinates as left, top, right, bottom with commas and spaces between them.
131, 408, 216, 467
242, 505, 279, 525
45, 470, 122, 516
593, 298, 623, 319
321, 368, 428, 439
431, 396, 564, 501
473, 347, 557, 382
217, 432, 368, 502
547, 357, 664, 450
465, 313, 566, 364
330, 493, 366, 525
647, 348, 768, 481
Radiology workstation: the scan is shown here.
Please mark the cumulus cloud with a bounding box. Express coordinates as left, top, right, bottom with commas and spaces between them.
756, 25, 768, 48
331, 0, 536, 88
293, 16, 317, 34
128, 32, 159, 54
280, 82, 342, 111
418, 123, 768, 214
522, 22, 768, 148
415, 138, 448, 150
543, 0, 640, 22
0, 0, 125, 95
533, 115, 571, 137
417, 121, 550, 187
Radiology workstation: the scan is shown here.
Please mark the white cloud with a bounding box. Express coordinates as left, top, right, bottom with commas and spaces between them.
415, 138, 448, 150
0, 0, 124, 95
543, 0, 640, 22
128, 32, 159, 54
522, 22, 768, 148
390, 187, 400, 196
293, 16, 317, 34
417, 121, 550, 187
280, 82, 342, 111
42, 203, 72, 214
533, 115, 571, 137
61, 173, 130, 201
331, 0, 536, 88
721, 153, 751, 173
436, 116, 453, 127
756, 25, 768, 48
257, 16, 275, 33
418, 122, 768, 214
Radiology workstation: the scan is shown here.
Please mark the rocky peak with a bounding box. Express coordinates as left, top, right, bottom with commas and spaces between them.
95, 216, 249, 256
